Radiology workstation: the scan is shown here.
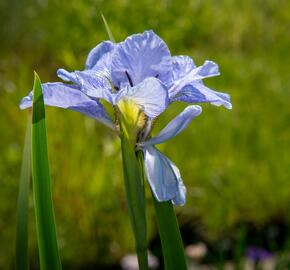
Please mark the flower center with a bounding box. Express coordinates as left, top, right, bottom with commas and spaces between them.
117, 98, 146, 144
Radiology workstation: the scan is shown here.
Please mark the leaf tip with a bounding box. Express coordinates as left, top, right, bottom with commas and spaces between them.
33, 71, 42, 92
33, 70, 38, 78
101, 13, 115, 43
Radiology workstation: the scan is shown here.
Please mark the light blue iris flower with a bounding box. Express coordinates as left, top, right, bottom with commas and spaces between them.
20, 30, 231, 205
138, 105, 202, 205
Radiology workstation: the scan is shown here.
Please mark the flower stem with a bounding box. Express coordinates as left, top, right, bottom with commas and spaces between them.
120, 134, 148, 270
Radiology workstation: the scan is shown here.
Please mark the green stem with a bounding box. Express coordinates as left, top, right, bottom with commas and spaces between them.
137, 152, 188, 270
120, 135, 148, 270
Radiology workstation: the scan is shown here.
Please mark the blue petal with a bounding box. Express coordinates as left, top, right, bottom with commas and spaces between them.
195, 60, 220, 79
173, 82, 232, 109
115, 77, 169, 118
57, 68, 79, 83
169, 60, 220, 97
171, 55, 196, 81
74, 69, 114, 103
168, 160, 186, 205
142, 145, 186, 205
140, 105, 202, 146
19, 82, 114, 128
85, 41, 115, 70
168, 59, 232, 109
57, 68, 114, 104
111, 30, 172, 88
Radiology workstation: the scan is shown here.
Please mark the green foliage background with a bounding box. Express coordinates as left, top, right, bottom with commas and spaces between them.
0, 0, 289, 268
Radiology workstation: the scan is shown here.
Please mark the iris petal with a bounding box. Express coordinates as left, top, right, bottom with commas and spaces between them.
115, 77, 169, 118
142, 145, 186, 205
167, 160, 186, 205
74, 69, 114, 103
57, 68, 114, 104
171, 55, 196, 81
57, 68, 79, 83
194, 60, 220, 80
169, 59, 232, 109
173, 82, 232, 109
141, 105, 202, 146
111, 30, 172, 88
19, 82, 114, 128
85, 40, 115, 70
169, 60, 220, 97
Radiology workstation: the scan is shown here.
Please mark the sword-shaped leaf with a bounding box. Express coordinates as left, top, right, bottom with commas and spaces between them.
16, 115, 31, 270
31, 72, 62, 270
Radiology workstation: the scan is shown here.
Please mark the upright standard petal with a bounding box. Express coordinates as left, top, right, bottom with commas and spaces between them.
142, 145, 186, 205
141, 105, 202, 146
85, 41, 115, 70
111, 30, 172, 88
115, 77, 169, 118
20, 82, 114, 128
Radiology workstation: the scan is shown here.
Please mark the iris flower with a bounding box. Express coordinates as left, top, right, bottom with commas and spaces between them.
138, 105, 202, 205
20, 30, 231, 205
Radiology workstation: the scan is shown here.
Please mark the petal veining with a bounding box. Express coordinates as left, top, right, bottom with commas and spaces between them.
142, 145, 186, 205
19, 82, 114, 128
111, 30, 172, 88
141, 105, 202, 146
173, 82, 232, 109
85, 40, 115, 70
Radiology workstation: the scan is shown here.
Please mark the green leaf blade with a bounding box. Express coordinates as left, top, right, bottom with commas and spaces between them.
16, 116, 31, 270
101, 13, 116, 42
31, 72, 62, 270
153, 199, 187, 270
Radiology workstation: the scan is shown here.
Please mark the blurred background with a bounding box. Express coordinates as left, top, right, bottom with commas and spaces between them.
0, 0, 290, 269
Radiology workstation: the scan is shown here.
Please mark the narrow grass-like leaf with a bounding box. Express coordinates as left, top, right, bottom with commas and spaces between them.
31, 72, 62, 270
153, 199, 187, 270
16, 115, 31, 270
101, 13, 116, 42
137, 152, 187, 270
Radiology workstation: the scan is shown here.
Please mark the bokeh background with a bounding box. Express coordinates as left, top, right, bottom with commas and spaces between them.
1, 0, 290, 269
